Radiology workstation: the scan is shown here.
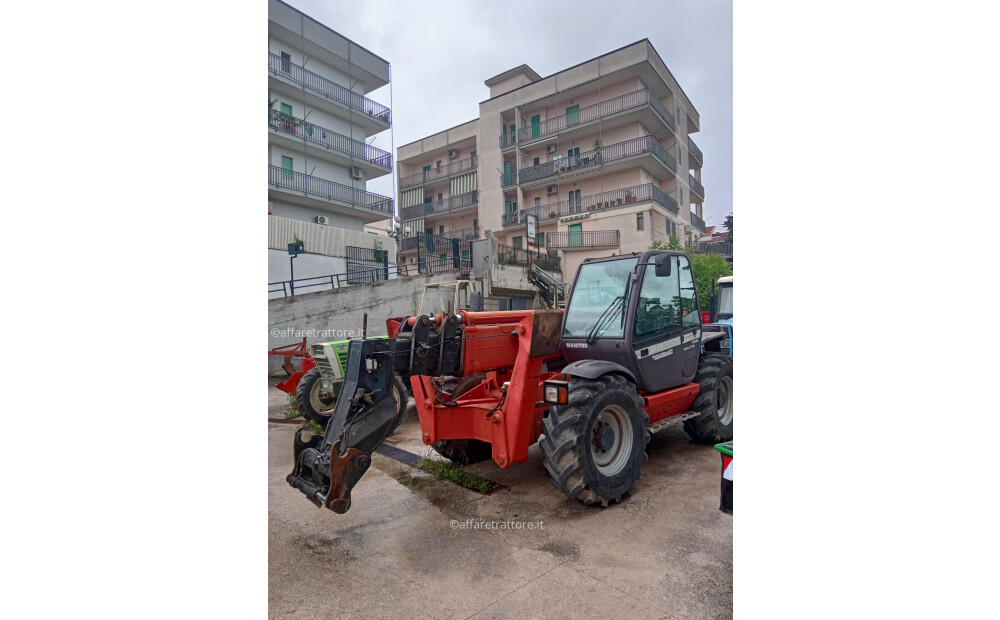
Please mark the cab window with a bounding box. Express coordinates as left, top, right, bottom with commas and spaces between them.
634, 257, 681, 338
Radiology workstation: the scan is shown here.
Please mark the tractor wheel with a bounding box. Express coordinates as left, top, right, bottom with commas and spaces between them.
431, 373, 493, 465
682, 354, 734, 443
295, 368, 337, 425
391, 373, 410, 432
540, 374, 650, 507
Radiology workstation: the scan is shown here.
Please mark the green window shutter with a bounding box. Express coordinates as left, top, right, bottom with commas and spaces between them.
513, 236, 523, 250
531, 115, 540, 137
505, 201, 512, 213
423, 165, 431, 172
566, 105, 579, 125
537, 232, 544, 247
510, 124, 516, 139
280, 103, 292, 118
281, 156, 293, 179
569, 223, 582, 247
637, 213, 644, 230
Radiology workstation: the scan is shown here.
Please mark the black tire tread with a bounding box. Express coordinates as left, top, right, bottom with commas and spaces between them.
682, 354, 733, 443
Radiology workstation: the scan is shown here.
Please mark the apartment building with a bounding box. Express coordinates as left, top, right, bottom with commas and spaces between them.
267, 0, 396, 285
393, 40, 706, 278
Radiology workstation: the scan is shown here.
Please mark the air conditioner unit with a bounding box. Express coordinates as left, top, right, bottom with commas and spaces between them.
315, 215, 329, 225
484, 229, 494, 238
448, 149, 458, 159
350, 167, 364, 180
546, 185, 559, 195
546, 144, 557, 153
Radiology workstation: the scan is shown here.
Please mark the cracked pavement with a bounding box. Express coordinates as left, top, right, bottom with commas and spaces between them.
268, 379, 732, 619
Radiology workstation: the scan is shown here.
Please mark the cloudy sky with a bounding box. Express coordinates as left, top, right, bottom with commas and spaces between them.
284, 0, 733, 230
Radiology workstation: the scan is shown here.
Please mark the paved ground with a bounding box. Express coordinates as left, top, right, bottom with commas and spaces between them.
268, 378, 732, 619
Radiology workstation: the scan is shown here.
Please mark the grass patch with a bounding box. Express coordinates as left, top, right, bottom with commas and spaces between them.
417, 457, 497, 494
284, 394, 301, 419
307, 419, 323, 435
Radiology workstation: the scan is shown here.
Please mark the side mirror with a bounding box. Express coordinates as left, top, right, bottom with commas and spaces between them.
654, 254, 672, 277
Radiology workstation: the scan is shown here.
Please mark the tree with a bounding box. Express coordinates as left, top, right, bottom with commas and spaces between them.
649, 238, 733, 314
650, 234, 684, 251
724, 213, 733, 242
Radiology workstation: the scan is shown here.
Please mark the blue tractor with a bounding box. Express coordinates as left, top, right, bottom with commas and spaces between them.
701, 275, 733, 358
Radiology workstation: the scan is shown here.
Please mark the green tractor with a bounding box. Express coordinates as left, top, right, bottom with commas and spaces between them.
296, 337, 409, 432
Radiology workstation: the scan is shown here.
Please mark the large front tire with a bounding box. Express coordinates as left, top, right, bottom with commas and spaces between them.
540, 375, 650, 507
682, 355, 734, 443
295, 367, 336, 425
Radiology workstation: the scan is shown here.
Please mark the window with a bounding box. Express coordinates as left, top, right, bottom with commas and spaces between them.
569, 189, 582, 213
439, 253, 447, 266
566, 105, 579, 125
537, 232, 545, 247
439, 225, 444, 235
505, 201, 513, 213
280, 51, 291, 72
512, 201, 518, 211
678, 256, 700, 327
513, 236, 523, 250
533, 157, 540, 166
637, 213, 644, 231
634, 256, 681, 338
562, 257, 639, 339
279, 103, 292, 119
569, 223, 582, 247
424, 196, 432, 204
437, 193, 443, 201
567, 147, 580, 159
471, 151, 476, 158
281, 156, 293, 179
436, 160, 442, 169
510, 124, 517, 141
531, 115, 540, 138
534, 197, 541, 207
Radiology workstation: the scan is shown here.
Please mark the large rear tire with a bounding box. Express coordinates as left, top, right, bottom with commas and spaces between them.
431, 373, 493, 465
296, 367, 408, 436
540, 374, 650, 507
390, 374, 410, 432
682, 354, 734, 443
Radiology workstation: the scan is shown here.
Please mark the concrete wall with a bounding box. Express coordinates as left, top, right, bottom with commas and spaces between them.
268, 270, 469, 374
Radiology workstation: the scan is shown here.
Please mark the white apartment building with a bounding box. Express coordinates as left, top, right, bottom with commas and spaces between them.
267, 0, 395, 289
393, 40, 706, 279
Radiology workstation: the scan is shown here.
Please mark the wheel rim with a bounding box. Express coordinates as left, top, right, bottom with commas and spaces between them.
310, 379, 336, 416
717, 376, 733, 426
591, 404, 634, 476
392, 384, 403, 416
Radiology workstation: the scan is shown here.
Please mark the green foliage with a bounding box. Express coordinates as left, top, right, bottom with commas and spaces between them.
284, 393, 301, 419
417, 457, 495, 493
689, 252, 733, 313
372, 238, 387, 263
307, 419, 323, 435
724, 213, 733, 241
650, 235, 684, 251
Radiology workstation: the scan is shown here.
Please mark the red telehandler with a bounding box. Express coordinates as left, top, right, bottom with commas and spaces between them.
287, 250, 733, 513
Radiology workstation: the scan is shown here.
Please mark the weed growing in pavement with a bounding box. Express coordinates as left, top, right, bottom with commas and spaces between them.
417, 457, 496, 493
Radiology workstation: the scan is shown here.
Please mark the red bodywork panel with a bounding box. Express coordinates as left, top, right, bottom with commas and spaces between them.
275, 356, 316, 394
403, 310, 702, 469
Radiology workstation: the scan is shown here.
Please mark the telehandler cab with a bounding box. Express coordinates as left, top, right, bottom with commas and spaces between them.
287, 250, 733, 513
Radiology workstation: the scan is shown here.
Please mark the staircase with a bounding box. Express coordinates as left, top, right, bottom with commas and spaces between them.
528, 264, 568, 309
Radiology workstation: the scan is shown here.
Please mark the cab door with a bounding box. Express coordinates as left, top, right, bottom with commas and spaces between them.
629, 255, 702, 391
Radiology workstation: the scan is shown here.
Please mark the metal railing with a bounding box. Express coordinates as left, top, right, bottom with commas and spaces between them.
547, 230, 621, 249
268, 165, 393, 215
690, 211, 706, 232
496, 244, 561, 272
448, 226, 480, 241
502, 183, 678, 228
501, 171, 517, 187
399, 191, 478, 221
691, 241, 732, 256
268, 53, 391, 124
499, 133, 517, 149
689, 174, 705, 199
518, 136, 676, 185
513, 89, 675, 143
399, 155, 478, 189
688, 137, 703, 166
269, 263, 417, 297
268, 110, 392, 168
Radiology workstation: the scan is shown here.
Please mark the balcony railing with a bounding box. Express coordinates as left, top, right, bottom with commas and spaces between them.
268, 165, 393, 215
399, 190, 479, 221
502, 183, 678, 228
512, 89, 675, 145
501, 171, 517, 188
689, 174, 705, 200
496, 244, 561, 273
399, 155, 478, 189
688, 137, 703, 166
448, 226, 480, 241
268, 53, 391, 124
547, 230, 621, 249
499, 133, 517, 149
518, 136, 676, 185
268, 110, 392, 168
691, 241, 732, 256
690, 212, 706, 232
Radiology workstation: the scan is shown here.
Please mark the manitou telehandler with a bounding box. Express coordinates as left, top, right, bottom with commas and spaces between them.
288, 250, 733, 513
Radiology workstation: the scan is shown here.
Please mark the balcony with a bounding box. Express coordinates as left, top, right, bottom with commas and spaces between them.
399, 155, 478, 190
689, 174, 705, 200
502, 183, 678, 228
690, 211, 706, 233
507, 89, 676, 149
547, 230, 621, 250
268, 53, 391, 130
268, 165, 393, 219
448, 225, 480, 241
517, 136, 677, 187
688, 137, 703, 168
501, 171, 517, 188
691, 241, 732, 257
268, 110, 392, 177
399, 190, 479, 221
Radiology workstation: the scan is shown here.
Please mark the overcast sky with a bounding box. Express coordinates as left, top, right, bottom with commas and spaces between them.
284, 0, 733, 230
